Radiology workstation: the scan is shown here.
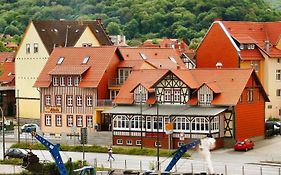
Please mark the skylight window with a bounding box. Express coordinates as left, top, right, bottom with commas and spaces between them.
139, 53, 147, 60
82, 56, 90, 64
169, 56, 177, 64
57, 57, 64, 65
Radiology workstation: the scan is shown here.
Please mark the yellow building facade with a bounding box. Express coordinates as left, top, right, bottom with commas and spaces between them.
16, 20, 110, 121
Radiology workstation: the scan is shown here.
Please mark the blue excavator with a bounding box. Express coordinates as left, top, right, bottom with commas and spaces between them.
164, 139, 201, 172
23, 129, 94, 175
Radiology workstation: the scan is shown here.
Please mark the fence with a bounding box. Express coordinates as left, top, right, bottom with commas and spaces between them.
89, 158, 281, 175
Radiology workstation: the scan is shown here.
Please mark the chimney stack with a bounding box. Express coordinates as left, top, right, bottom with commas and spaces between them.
264, 40, 270, 52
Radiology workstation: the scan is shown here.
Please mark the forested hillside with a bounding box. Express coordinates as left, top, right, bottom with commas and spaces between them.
264, 0, 281, 10
0, 0, 280, 46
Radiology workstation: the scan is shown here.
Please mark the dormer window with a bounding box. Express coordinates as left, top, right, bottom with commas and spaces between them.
57, 57, 64, 65
134, 86, 147, 103
239, 44, 244, 50
198, 85, 213, 105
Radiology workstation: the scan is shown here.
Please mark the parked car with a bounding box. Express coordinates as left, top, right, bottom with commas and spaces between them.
21, 123, 39, 133
265, 121, 280, 136
4, 148, 28, 159
234, 138, 254, 151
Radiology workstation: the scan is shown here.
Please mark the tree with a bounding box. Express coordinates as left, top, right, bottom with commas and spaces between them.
106, 22, 122, 35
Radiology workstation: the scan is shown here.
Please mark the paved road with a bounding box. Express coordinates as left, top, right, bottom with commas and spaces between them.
1, 135, 281, 174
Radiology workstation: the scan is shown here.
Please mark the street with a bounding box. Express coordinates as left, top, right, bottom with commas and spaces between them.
1, 135, 281, 174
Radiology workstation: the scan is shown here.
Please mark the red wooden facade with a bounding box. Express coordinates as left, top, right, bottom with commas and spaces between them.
196, 22, 239, 68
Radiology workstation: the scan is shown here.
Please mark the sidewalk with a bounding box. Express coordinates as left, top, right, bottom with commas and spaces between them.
0, 164, 24, 174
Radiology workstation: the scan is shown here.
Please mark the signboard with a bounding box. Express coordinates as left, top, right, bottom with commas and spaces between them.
165, 123, 173, 135
44, 107, 62, 113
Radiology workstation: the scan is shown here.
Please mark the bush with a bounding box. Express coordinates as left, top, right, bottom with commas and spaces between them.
11, 143, 190, 157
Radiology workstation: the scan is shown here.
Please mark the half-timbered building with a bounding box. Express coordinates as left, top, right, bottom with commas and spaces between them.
34, 46, 121, 135
106, 68, 269, 149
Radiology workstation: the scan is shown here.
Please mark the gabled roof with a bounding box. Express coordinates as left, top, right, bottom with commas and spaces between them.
0, 61, 14, 85
221, 21, 281, 57
200, 82, 222, 94
186, 68, 269, 105
114, 69, 168, 104
34, 46, 118, 88
115, 68, 269, 106
118, 47, 186, 69
32, 20, 112, 54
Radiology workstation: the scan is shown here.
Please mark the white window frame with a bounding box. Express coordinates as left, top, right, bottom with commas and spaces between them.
113, 115, 129, 130
77, 115, 83, 127
211, 116, 219, 132
56, 95, 62, 106
86, 116, 93, 128
86, 96, 93, 107
45, 115, 51, 126
136, 140, 141, 146
26, 43, 30, 54
67, 95, 73, 106
118, 68, 132, 84
56, 115, 62, 126
45, 95, 51, 106
191, 117, 209, 133
117, 139, 123, 145
60, 76, 65, 86
67, 76, 73, 86
247, 88, 254, 102
74, 76, 80, 86
173, 89, 181, 102
126, 140, 132, 145
153, 116, 163, 131
53, 76, 58, 86
67, 115, 73, 127
164, 89, 172, 102
173, 117, 190, 132
76, 95, 82, 106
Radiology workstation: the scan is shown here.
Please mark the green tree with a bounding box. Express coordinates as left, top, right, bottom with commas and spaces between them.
106, 22, 122, 35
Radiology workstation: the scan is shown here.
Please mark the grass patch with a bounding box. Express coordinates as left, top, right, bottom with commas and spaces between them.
11, 143, 190, 157
0, 158, 22, 165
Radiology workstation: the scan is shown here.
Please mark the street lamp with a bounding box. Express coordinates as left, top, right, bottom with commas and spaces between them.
156, 101, 160, 171
140, 90, 143, 149
1, 106, 5, 160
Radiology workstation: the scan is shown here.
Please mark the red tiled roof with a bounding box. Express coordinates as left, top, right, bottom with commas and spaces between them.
0, 61, 14, 84
0, 52, 15, 63
205, 82, 221, 93
187, 69, 264, 105
118, 47, 186, 68
114, 69, 168, 104
231, 34, 257, 44
221, 21, 281, 57
240, 49, 263, 60
115, 68, 269, 105
34, 46, 118, 88
49, 65, 90, 75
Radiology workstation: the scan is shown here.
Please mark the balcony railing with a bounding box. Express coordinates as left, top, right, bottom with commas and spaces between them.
96, 99, 113, 107
108, 77, 126, 87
